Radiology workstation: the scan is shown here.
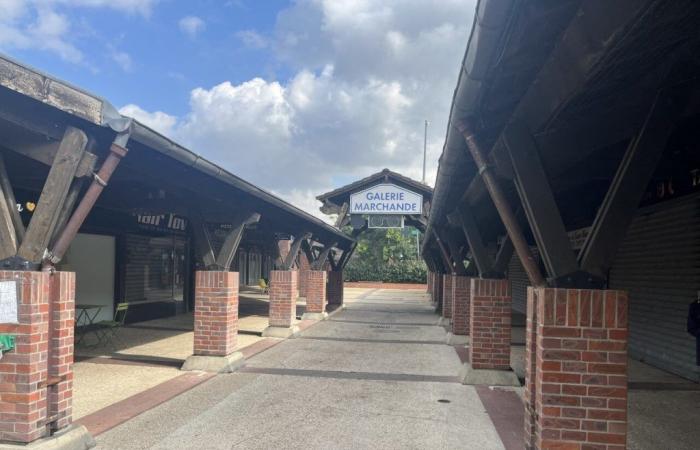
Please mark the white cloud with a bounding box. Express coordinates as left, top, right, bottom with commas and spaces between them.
111, 49, 132, 72
123, 0, 476, 217
178, 16, 205, 38
119, 104, 177, 136
0, 0, 157, 63
236, 29, 267, 49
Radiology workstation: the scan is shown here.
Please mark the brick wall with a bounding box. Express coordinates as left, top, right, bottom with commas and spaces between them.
327, 270, 343, 306
48, 272, 75, 431
528, 287, 628, 450
451, 275, 471, 336
525, 287, 539, 449
298, 253, 311, 298
433, 274, 443, 309
0, 271, 50, 443
442, 274, 453, 319
305, 270, 326, 314
469, 278, 511, 370
193, 271, 239, 356
269, 270, 297, 328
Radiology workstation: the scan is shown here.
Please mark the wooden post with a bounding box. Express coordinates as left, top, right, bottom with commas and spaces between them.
17, 127, 87, 263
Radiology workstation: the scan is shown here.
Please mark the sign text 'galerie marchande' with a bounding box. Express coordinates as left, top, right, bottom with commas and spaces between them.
350, 184, 422, 215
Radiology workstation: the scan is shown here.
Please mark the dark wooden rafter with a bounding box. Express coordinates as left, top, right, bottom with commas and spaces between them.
451, 204, 494, 277
492, 235, 514, 275
312, 242, 337, 270
16, 127, 88, 264
502, 121, 579, 281
443, 227, 468, 275
215, 213, 261, 270
334, 202, 349, 228
579, 90, 680, 277
280, 232, 312, 270
189, 211, 217, 269
0, 156, 18, 260
432, 228, 453, 273
0, 153, 24, 243
328, 249, 340, 271
429, 246, 447, 274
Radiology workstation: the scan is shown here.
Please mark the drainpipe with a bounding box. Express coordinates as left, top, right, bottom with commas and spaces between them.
43, 119, 132, 269
455, 119, 545, 287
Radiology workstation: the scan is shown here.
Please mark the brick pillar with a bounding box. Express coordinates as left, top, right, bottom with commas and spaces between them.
302, 270, 327, 320
263, 270, 298, 338
327, 270, 343, 308
442, 274, 453, 321
48, 272, 75, 431
527, 287, 628, 450
298, 253, 311, 298
427, 272, 433, 295
469, 278, 511, 370
434, 274, 443, 311
451, 275, 471, 336
525, 287, 539, 449
0, 271, 50, 444
193, 271, 238, 356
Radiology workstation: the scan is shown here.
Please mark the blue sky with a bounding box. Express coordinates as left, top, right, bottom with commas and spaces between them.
0, 0, 476, 218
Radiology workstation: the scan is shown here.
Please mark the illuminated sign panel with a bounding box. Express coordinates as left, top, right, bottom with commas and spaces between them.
349, 184, 422, 215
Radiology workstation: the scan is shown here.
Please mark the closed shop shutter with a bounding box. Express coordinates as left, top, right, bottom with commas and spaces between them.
609, 194, 700, 381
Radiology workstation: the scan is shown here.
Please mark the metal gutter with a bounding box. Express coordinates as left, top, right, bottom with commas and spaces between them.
423, 0, 515, 252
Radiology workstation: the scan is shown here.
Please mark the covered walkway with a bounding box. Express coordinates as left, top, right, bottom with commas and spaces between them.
94, 288, 509, 450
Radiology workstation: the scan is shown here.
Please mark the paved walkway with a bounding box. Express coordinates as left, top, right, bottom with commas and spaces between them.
95, 288, 507, 449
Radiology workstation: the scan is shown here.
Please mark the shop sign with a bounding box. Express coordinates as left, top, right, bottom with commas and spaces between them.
350, 184, 422, 215
134, 213, 187, 233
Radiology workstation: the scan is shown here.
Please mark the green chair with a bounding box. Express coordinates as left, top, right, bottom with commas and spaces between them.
95, 302, 129, 348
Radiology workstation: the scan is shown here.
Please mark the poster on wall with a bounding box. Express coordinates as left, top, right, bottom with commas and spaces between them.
0, 280, 19, 324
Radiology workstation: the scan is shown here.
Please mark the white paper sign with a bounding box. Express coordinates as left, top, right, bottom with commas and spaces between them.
349, 184, 423, 215
0, 281, 19, 324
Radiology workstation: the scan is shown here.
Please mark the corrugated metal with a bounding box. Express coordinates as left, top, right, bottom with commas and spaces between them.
609, 194, 700, 382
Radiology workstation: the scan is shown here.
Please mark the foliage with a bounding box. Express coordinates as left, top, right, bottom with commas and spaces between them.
344, 228, 427, 283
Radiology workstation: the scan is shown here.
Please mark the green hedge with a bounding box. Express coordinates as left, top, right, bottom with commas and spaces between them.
344, 259, 427, 284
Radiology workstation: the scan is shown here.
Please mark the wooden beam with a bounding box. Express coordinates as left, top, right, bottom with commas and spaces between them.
503, 121, 579, 281
492, 235, 514, 275
453, 204, 494, 277
300, 238, 315, 266
189, 212, 216, 269
215, 213, 261, 270
444, 228, 468, 275
432, 228, 453, 273
579, 91, 679, 276
0, 153, 24, 243
281, 232, 312, 270
334, 202, 349, 228
0, 161, 18, 260
17, 127, 87, 263
312, 242, 337, 270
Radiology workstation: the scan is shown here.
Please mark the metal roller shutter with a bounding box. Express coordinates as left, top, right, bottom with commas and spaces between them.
609, 194, 700, 382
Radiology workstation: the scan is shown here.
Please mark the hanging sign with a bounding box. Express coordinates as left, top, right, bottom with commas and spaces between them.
0, 280, 19, 324
350, 184, 422, 215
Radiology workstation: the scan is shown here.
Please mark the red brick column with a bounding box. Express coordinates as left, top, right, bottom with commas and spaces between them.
524, 287, 539, 449
469, 278, 511, 370
48, 272, 75, 431
327, 270, 343, 307
304, 270, 326, 315
433, 274, 443, 309
442, 274, 453, 321
528, 288, 628, 450
268, 270, 297, 328
0, 271, 50, 444
451, 275, 470, 336
193, 271, 238, 356
298, 254, 311, 298
427, 272, 433, 295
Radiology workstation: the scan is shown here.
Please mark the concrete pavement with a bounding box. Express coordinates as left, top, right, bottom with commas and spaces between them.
95, 288, 506, 449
